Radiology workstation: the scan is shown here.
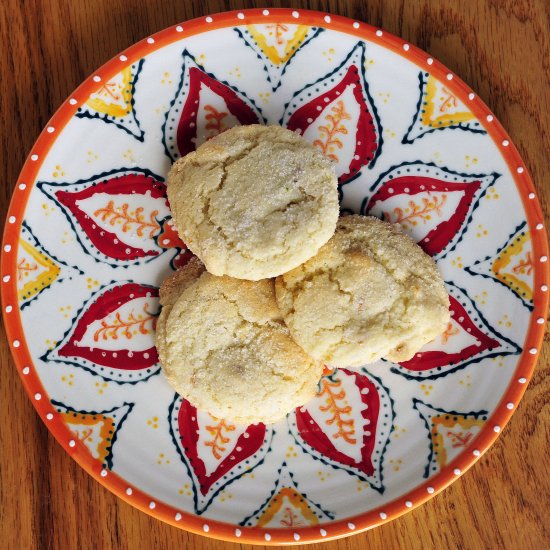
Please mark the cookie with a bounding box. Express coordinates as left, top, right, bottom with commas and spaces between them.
167, 124, 339, 280
275, 215, 450, 367
156, 263, 323, 424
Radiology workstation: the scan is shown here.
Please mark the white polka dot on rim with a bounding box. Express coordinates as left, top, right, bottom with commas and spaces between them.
536, 223, 544, 230
446, 73, 453, 80
427, 486, 435, 494
536, 317, 545, 324
175, 25, 183, 32
101, 469, 108, 477
427, 57, 433, 65
8, 216, 16, 224
453, 468, 461, 476
542, 285, 549, 292
22, 366, 29, 374
473, 449, 481, 457
5, 305, 13, 313
235, 528, 242, 537
529, 192, 536, 199
403, 43, 410, 51
19, 183, 26, 190
203, 524, 210, 532
320, 528, 327, 536
518, 377, 527, 383
517, 166, 524, 174
468, 92, 475, 100
507, 402, 514, 410
294, 533, 301, 541
149, 501, 156, 509
324, 15, 331, 23
46, 413, 53, 420
34, 393, 41, 401
30, 154, 38, 161
348, 522, 355, 530
405, 501, 413, 508
502, 139, 509, 146
292, 11, 299, 18
175, 513, 182, 521
493, 425, 501, 433
126, 488, 133, 496
119, 54, 128, 61
69, 439, 76, 447
147, 37, 155, 44
540, 256, 548, 263
262, 9, 269, 16
375, 29, 382, 36
3, 275, 10, 282
529, 347, 538, 354
4, 244, 11, 252
47, 126, 55, 133
264, 533, 271, 541
379, 512, 387, 520
205, 16, 213, 23
13, 340, 20, 348
69, 98, 77, 105
486, 115, 493, 122
92, 75, 101, 82
237, 12, 245, 20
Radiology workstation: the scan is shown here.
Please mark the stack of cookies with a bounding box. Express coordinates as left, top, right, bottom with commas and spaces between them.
156, 125, 450, 424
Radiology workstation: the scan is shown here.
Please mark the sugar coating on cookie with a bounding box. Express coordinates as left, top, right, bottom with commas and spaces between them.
275, 215, 450, 368
156, 262, 324, 424
167, 125, 339, 280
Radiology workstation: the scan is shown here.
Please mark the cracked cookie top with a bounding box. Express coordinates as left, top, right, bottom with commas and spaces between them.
275, 215, 450, 368
167, 125, 339, 280
156, 260, 324, 424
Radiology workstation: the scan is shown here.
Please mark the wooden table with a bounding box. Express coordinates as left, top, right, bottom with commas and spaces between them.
1, 1, 548, 548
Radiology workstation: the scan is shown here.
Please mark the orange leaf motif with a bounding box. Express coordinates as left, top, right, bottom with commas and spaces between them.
266, 23, 289, 45
313, 100, 351, 162
511, 251, 534, 276
17, 258, 38, 281
387, 193, 447, 229
439, 86, 458, 113
446, 430, 473, 448
94, 201, 160, 238
280, 507, 303, 528
93, 302, 157, 342
204, 104, 229, 139
440, 321, 459, 344
318, 378, 356, 444
204, 415, 236, 460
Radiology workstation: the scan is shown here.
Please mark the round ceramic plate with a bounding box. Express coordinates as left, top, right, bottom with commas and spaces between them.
2, 8, 548, 545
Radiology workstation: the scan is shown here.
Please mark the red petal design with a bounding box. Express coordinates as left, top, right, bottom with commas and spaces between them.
177, 67, 259, 157
295, 369, 379, 477
365, 162, 497, 258
57, 282, 159, 370
391, 282, 520, 379
281, 42, 382, 183
176, 400, 267, 495
54, 173, 167, 261
400, 295, 498, 372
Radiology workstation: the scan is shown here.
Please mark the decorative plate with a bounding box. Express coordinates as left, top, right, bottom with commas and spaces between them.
2, 8, 548, 545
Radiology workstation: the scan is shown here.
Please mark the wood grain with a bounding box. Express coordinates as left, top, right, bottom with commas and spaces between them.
1, 1, 549, 548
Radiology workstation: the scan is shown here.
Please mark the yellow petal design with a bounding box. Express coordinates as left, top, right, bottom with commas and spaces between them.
256, 487, 319, 528
61, 411, 115, 464
86, 67, 132, 118
491, 230, 533, 303
422, 75, 475, 127
247, 24, 310, 65
17, 239, 60, 303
